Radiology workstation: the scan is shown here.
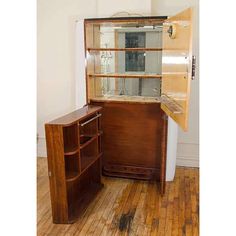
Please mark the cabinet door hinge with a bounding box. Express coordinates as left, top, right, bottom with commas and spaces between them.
48, 171, 52, 177
162, 114, 168, 120
191, 55, 196, 80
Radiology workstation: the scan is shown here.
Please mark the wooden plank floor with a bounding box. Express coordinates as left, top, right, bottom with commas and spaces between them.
37, 157, 199, 236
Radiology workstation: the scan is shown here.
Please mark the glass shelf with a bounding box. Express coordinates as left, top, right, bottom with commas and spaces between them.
90, 95, 161, 103
88, 73, 162, 79
87, 47, 162, 52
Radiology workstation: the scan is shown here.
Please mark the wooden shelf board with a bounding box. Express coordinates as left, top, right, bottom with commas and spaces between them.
80, 135, 97, 150
46, 105, 102, 126
89, 73, 162, 79
64, 145, 79, 156
80, 134, 95, 144
87, 47, 162, 52
66, 171, 80, 182
160, 95, 183, 114
81, 153, 102, 174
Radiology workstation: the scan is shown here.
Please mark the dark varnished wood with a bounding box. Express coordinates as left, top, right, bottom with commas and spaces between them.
47, 105, 102, 126
45, 105, 103, 223
45, 125, 69, 223
91, 101, 166, 186
160, 113, 168, 195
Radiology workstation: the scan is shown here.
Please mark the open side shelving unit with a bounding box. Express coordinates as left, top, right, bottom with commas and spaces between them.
45, 105, 103, 223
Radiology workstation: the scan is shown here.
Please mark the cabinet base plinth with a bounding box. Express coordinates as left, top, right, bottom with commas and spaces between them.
103, 165, 160, 181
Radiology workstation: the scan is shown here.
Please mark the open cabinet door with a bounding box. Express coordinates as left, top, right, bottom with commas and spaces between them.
161, 8, 193, 131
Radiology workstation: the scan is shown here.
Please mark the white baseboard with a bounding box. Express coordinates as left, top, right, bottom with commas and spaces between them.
37, 137, 47, 157
176, 143, 199, 167
176, 156, 199, 167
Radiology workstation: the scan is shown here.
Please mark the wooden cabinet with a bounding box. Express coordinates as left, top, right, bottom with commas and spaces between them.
84, 8, 193, 193
45, 105, 103, 223
44, 7, 193, 224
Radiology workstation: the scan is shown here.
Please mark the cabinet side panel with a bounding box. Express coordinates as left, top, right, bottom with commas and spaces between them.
85, 23, 101, 101
45, 125, 68, 223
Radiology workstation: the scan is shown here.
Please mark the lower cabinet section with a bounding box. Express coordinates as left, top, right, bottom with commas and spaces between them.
91, 101, 165, 182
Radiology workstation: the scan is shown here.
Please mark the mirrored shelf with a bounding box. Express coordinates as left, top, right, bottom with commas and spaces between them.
90, 95, 162, 104
87, 47, 162, 52
88, 73, 162, 79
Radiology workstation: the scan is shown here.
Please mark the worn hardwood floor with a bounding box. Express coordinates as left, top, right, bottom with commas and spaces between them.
37, 157, 199, 236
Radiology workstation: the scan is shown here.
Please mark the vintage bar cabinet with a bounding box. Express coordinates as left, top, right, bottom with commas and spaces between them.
45, 8, 194, 223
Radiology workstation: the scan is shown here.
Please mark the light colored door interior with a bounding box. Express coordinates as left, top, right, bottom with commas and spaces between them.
161, 8, 193, 131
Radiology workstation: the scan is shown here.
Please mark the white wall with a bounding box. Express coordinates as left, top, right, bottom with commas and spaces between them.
151, 0, 199, 167
97, 0, 151, 17
37, 0, 97, 156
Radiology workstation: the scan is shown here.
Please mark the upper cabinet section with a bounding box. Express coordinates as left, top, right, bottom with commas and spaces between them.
83, 10, 194, 131
84, 17, 166, 103
161, 8, 193, 131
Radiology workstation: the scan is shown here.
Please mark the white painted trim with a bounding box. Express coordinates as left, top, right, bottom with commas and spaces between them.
75, 20, 86, 109
176, 156, 199, 167
166, 117, 178, 181
176, 142, 199, 167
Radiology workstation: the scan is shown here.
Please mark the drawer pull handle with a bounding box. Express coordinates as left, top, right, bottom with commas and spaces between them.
80, 114, 101, 127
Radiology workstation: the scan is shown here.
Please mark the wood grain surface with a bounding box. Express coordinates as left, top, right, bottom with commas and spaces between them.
37, 157, 199, 236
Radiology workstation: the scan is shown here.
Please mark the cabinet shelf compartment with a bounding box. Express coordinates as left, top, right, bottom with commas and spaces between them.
80, 134, 95, 145
87, 49, 162, 76
80, 138, 99, 173
92, 77, 161, 99
65, 153, 80, 182
81, 154, 102, 174
66, 159, 103, 222
79, 114, 100, 142
80, 135, 97, 150
63, 124, 79, 154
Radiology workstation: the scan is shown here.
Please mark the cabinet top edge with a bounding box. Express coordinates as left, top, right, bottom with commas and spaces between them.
84, 16, 167, 23
45, 105, 102, 127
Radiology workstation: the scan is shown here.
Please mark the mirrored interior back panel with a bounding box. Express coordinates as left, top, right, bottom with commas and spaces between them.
84, 17, 165, 103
